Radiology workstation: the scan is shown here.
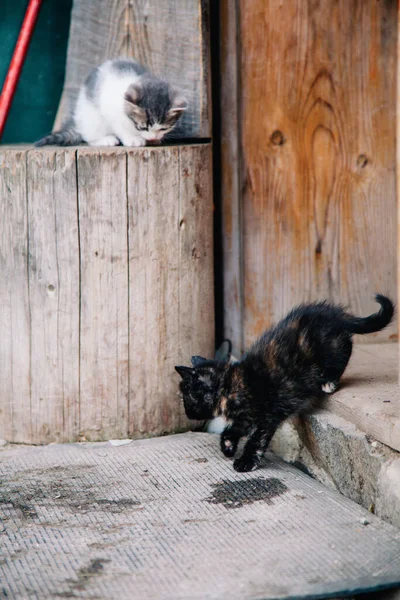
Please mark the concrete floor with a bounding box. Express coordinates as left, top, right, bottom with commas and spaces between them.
1, 433, 400, 600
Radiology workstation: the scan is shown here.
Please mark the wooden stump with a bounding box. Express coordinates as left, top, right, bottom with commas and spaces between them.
0, 144, 214, 444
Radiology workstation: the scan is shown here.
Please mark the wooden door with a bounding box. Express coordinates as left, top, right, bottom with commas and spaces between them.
221, 0, 398, 354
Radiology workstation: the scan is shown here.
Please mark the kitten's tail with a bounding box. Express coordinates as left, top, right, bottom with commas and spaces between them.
343, 294, 395, 335
35, 121, 83, 147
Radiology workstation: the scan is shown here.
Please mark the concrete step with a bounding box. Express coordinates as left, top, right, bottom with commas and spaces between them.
271, 409, 400, 528
268, 343, 400, 528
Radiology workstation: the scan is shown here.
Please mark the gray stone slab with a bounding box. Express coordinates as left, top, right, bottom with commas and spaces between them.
270, 410, 400, 528
1, 433, 400, 600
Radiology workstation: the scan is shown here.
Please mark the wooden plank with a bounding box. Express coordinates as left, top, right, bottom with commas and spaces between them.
0, 149, 30, 443
326, 344, 400, 452
54, 0, 211, 139
178, 145, 215, 429
127, 144, 213, 436
398, 0, 400, 393
26, 149, 80, 443
78, 148, 129, 441
127, 147, 182, 435
233, 0, 397, 349
220, 0, 243, 356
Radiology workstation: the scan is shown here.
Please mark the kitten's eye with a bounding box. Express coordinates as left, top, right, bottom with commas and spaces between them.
159, 127, 169, 131
132, 121, 148, 131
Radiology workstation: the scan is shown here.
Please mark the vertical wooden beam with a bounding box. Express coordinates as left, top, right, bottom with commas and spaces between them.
220, 0, 243, 356
228, 0, 397, 348
127, 147, 181, 436
27, 149, 80, 443
0, 149, 30, 443
127, 144, 214, 436
397, 0, 400, 394
78, 148, 129, 441
178, 145, 215, 428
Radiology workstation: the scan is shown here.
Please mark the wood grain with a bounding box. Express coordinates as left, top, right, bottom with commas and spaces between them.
398, 0, 400, 392
77, 148, 129, 441
0, 145, 214, 444
223, 0, 397, 350
27, 149, 80, 443
178, 145, 215, 429
54, 0, 211, 139
127, 144, 214, 436
127, 147, 180, 435
220, 0, 243, 357
0, 149, 30, 443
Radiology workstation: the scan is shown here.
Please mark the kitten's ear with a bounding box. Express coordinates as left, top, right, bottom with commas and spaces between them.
168, 91, 188, 120
125, 82, 142, 105
124, 83, 146, 120
215, 339, 232, 363
191, 355, 208, 367
175, 366, 194, 379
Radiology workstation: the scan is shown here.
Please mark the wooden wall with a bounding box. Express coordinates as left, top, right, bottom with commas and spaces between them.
221, 0, 398, 354
54, 0, 211, 139
0, 145, 214, 444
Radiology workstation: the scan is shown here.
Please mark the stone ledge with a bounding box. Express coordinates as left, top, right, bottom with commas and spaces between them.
271, 409, 400, 528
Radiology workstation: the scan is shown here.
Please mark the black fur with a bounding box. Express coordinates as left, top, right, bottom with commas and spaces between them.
175, 295, 395, 472
175, 339, 232, 421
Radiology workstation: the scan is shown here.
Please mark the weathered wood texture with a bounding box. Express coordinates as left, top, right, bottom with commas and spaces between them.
78, 149, 129, 440
54, 0, 211, 139
0, 144, 214, 444
221, 0, 398, 354
27, 150, 80, 443
398, 1, 400, 392
128, 145, 213, 435
220, 0, 243, 355
0, 150, 30, 443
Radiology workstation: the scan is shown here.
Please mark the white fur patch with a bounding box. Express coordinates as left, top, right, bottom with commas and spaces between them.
322, 381, 337, 394
206, 417, 227, 434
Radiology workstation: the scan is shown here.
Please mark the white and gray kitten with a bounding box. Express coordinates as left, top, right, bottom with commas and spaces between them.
35, 58, 187, 147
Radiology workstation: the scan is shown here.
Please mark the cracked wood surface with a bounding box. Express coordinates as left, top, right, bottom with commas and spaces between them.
0, 144, 213, 443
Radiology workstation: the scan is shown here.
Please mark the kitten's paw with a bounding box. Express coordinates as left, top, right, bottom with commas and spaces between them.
220, 431, 239, 458
90, 135, 120, 147
233, 455, 259, 472
322, 381, 338, 394
221, 438, 237, 458
121, 137, 145, 147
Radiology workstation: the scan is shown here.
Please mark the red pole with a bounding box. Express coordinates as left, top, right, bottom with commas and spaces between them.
0, 0, 43, 140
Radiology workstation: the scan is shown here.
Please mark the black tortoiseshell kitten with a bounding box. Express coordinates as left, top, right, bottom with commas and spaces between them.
175, 295, 394, 472
175, 340, 232, 421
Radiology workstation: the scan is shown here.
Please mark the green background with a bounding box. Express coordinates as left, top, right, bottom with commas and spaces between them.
0, 0, 72, 143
